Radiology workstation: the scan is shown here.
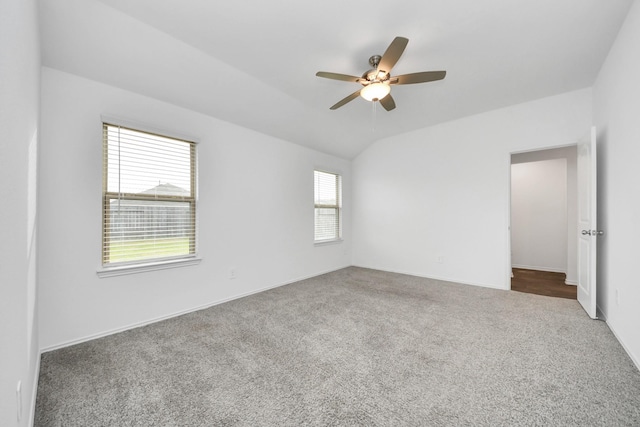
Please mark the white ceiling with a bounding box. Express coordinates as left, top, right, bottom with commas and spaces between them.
38, 0, 632, 159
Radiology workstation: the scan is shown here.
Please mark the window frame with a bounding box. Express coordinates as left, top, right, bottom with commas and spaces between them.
314, 169, 343, 244
97, 119, 201, 277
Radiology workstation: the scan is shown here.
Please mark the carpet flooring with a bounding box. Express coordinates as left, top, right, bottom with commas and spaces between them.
35, 267, 640, 426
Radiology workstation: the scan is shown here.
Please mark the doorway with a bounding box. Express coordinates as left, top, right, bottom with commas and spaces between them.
510, 146, 578, 299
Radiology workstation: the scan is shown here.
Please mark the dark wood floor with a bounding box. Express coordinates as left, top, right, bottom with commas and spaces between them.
511, 268, 577, 299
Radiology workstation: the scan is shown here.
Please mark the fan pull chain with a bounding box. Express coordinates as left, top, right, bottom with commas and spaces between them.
371, 101, 377, 132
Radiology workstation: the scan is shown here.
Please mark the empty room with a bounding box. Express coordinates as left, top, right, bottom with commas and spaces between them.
2, 0, 640, 425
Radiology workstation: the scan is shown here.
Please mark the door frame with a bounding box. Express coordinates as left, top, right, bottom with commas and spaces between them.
506, 144, 579, 291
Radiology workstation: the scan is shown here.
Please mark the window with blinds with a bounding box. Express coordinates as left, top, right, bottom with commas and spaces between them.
314, 170, 342, 242
102, 123, 197, 266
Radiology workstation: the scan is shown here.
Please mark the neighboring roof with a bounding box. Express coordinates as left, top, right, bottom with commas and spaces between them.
109, 183, 190, 207
140, 183, 189, 197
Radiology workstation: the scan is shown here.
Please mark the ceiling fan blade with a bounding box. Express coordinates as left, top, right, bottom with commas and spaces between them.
377, 37, 409, 74
379, 94, 396, 111
330, 89, 362, 110
316, 71, 362, 83
392, 71, 446, 85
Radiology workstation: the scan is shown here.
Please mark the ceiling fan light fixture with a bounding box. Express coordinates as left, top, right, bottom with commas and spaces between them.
360, 82, 390, 101
316, 36, 446, 111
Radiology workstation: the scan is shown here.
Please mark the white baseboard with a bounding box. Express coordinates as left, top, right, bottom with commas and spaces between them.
606, 320, 640, 373
596, 303, 607, 322
41, 265, 350, 353
352, 264, 508, 291
29, 351, 41, 427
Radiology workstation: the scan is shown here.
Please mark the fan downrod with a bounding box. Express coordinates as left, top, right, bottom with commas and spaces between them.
363, 55, 389, 82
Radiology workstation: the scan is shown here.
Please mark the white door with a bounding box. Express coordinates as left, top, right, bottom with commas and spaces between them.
577, 126, 598, 319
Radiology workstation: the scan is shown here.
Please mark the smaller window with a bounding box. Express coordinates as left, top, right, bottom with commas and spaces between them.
314, 170, 342, 242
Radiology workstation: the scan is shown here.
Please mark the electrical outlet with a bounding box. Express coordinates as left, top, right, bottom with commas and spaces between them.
229, 268, 236, 280
16, 380, 22, 422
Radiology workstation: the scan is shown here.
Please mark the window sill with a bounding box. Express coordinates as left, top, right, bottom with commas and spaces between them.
97, 257, 202, 278
314, 238, 343, 247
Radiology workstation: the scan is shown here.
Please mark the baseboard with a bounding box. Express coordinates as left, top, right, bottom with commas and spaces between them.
511, 264, 566, 274
29, 351, 41, 426
606, 320, 640, 373
352, 264, 508, 291
564, 279, 578, 286
597, 303, 607, 321
41, 265, 351, 353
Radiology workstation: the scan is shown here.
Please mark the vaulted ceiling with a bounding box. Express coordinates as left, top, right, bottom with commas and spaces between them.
38, 0, 633, 158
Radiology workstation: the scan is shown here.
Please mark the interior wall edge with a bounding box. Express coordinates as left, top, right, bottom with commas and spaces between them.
28, 353, 41, 427
596, 304, 607, 322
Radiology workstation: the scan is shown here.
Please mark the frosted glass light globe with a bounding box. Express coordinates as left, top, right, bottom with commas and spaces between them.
360, 82, 391, 101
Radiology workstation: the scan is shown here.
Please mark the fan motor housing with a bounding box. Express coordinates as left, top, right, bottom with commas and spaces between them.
362, 68, 389, 83
363, 55, 391, 83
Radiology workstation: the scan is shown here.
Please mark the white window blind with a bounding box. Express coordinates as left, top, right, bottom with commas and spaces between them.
314, 170, 342, 242
102, 123, 197, 266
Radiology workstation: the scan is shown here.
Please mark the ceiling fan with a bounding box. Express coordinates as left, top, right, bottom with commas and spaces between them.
316, 36, 446, 111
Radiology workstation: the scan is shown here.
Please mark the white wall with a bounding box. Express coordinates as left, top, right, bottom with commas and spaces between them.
511, 145, 578, 283
593, 0, 640, 368
0, 0, 40, 425
38, 68, 351, 350
353, 88, 591, 290
511, 159, 567, 273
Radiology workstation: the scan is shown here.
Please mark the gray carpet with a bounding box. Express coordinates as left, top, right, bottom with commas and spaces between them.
35, 267, 640, 426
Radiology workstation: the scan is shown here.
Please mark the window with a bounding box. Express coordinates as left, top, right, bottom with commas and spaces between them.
102, 123, 197, 267
314, 170, 342, 242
